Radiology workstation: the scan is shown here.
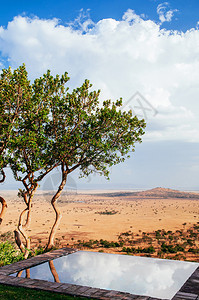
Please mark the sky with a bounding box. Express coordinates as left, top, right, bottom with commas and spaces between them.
1, 0, 199, 191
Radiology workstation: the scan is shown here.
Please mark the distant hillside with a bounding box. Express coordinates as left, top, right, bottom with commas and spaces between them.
98, 187, 199, 199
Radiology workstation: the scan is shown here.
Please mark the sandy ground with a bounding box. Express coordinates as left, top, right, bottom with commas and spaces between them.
0, 190, 199, 250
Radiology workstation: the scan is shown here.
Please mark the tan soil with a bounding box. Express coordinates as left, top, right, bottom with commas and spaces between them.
0, 189, 198, 253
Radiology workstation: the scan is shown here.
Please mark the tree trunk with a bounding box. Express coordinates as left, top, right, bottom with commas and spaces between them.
26, 269, 30, 278
16, 269, 30, 278
24, 208, 31, 228
15, 207, 30, 259
49, 260, 60, 282
16, 270, 23, 278
23, 195, 33, 229
14, 230, 25, 253
0, 196, 7, 225
23, 185, 38, 228
47, 201, 62, 249
14, 186, 38, 259
46, 165, 68, 249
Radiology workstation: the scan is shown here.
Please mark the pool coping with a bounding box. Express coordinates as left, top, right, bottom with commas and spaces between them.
0, 247, 198, 300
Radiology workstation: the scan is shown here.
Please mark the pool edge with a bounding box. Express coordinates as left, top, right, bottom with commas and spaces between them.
172, 265, 199, 300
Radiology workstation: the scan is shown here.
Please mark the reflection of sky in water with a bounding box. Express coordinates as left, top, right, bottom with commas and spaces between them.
15, 251, 198, 299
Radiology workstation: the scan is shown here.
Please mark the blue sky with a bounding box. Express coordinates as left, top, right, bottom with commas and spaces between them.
1, 0, 199, 31
1, 1, 199, 191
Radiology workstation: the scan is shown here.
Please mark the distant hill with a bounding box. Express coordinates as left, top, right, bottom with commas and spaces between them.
98, 187, 199, 199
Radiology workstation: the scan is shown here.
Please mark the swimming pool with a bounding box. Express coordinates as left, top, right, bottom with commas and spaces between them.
10, 251, 199, 299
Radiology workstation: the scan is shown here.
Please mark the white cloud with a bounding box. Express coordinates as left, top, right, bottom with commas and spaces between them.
0, 10, 199, 143
122, 9, 143, 23
157, 2, 178, 24
67, 8, 95, 33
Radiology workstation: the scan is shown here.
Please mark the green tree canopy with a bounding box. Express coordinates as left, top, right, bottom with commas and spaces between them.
0, 65, 32, 224
45, 77, 146, 248
0, 65, 31, 179
0, 64, 146, 251
5, 67, 70, 256
47, 79, 145, 178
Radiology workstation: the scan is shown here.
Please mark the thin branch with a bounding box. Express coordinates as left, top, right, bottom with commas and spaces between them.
0, 169, 6, 183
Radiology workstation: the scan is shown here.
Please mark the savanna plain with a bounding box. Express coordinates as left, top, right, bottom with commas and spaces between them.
0, 187, 199, 262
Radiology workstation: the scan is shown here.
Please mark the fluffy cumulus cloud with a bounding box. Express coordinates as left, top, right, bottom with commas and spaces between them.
0, 9, 199, 143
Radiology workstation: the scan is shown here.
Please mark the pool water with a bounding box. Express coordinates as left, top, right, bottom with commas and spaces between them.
11, 251, 198, 299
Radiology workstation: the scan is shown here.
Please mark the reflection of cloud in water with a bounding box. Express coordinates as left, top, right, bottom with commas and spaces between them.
16, 251, 198, 299
53, 252, 198, 299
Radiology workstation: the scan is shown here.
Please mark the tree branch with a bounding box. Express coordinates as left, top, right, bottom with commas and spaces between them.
0, 196, 7, 225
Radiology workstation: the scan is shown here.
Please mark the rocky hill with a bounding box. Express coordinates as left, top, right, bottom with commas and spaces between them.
99, 187, 199, 199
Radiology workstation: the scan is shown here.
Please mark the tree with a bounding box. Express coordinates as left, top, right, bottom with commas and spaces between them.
0, 65, 29, 224
1, 64, 146, 254
46, 79, 146, 248
7, 68, 70, 258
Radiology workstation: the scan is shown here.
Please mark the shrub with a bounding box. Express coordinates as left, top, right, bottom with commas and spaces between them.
188, 248, 199, 254
0, 242, 24, 266
122, 245, 155, 254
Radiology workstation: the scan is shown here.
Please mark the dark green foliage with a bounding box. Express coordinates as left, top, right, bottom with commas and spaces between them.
44, 78, 146, 180
0, 241, 52, 267
0, 65, 30, 175
175, 244, 185, 252
99, 239, 120, 248
1, 64, 146, 252
82, 241, 94, 248
7, 68, 69, 189
187, 239, 194, 246
0, 242, 24, 266
33, 246, 46, 256
188, 248, 199, 254
161, 243, 184, 254
193, 224, 199, 231
155, 230, 161, 238
1, 64, 146, 253
122, 246, 155, 254
120, 231, 132, 237
77, 239, 123, 249
74, 223, 199, 261
1, 64, 146, 206
70, 223, 199, 261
